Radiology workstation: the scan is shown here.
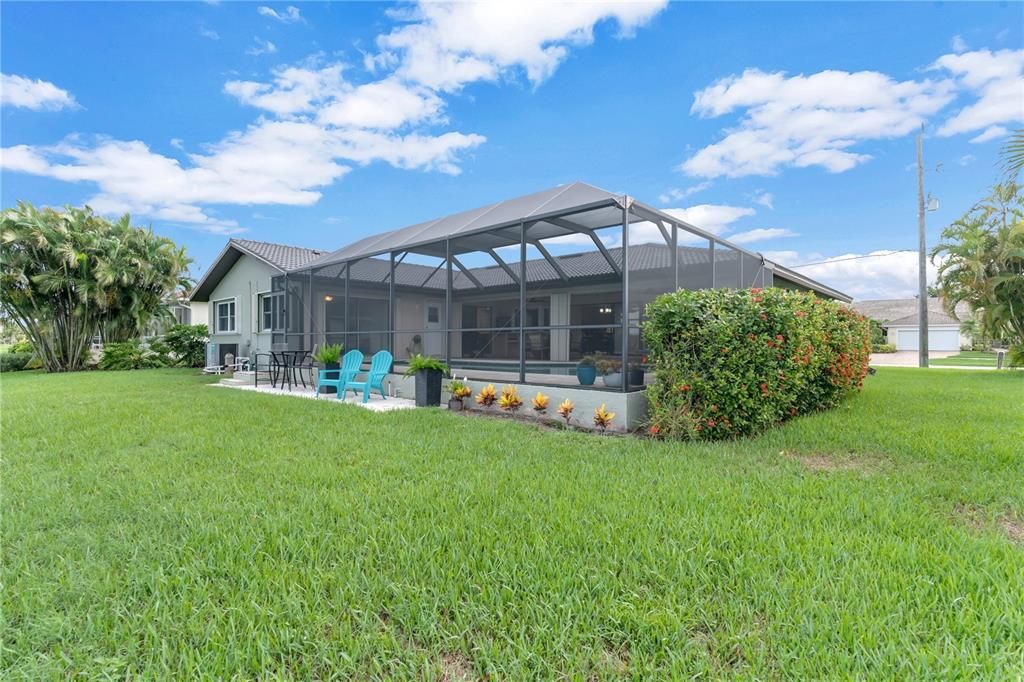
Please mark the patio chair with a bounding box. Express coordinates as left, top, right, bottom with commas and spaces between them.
342, 350, 393, 403
316, 349, 363, 399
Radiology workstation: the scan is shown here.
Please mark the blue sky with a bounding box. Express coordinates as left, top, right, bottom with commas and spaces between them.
2, 1, 1022, 299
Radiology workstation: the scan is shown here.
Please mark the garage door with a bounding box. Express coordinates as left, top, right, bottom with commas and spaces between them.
895, 328, 960, 351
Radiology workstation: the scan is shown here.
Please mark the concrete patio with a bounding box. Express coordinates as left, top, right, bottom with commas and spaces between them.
211, 381, 417, 412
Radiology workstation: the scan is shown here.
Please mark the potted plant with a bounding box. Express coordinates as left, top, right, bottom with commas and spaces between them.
597, 356, 622, 388
313, 343, 343, 394
446, 378, 472, 411
403, 353, 449, 407
576, 353, 598, 385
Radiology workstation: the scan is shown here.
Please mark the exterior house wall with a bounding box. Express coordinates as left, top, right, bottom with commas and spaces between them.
207, 254, 281, 360
884, 324, 968, 351
189, 302, 208, 328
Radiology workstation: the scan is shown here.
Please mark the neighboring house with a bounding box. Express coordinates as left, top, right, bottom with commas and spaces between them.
169, 291, 207, 327
189, 239, 325, 365
853, 298, 972, 351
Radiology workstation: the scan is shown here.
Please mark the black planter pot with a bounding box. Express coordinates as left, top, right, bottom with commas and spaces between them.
415, 368, 443, 407
628, 369, 645, 387
317, 361, 340, 394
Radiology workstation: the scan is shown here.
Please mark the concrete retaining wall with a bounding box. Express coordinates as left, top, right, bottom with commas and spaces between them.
379, 373, 647, 432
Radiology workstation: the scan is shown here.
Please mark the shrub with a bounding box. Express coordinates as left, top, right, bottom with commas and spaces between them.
162, 324, 208, 367
475, 383, 497, 407
99, 340, 169, 371
643, 288, 871, 440
872, 343, 897, 353
9, 340, 34, 354
557, 399, 574, 424
593, 404, 615, 431
498, 385, 523, 412
0, 352, 33, 372
447, 379, 472, 401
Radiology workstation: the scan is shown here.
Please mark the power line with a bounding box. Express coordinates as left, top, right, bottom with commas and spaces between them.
788, 249, 916, 269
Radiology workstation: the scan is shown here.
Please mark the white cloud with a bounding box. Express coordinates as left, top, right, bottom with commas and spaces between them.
199, 25, 220, 40
2, 3, 663, 232
729, 227, 796, 244
932, 49, 1024, 139
658, 181, 711, 204
375, 1, 667, 91
681, 68, 956, 178
317, 78, 444, 130
1, 73, 78, 111
752, 190, 774, 209
969, 125, 1009, 143
771, 249, 938, 300
1, 121, 484, 230
625, 204, 757, 247
225, 64, 346, 116
958, 153, 975, 166
170, 138, 184, 150
664, 204, 755, 234
226, 65, 445, 131
257, 6, 302, 24
247, 38, 278, 57
952, 35, 968, 54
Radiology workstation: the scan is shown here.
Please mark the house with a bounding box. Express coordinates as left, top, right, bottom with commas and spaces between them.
170, 290, 206, 327
188, 239, 325, 365
198, 182, 847, 425
852, 298, 972, 351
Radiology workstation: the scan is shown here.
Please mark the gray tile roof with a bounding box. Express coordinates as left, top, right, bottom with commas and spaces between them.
884, 310, 962, 327
231, 238, 325, 271
852, 297, 971, 323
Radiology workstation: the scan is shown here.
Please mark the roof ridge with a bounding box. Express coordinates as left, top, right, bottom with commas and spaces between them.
230, 237, 325, 253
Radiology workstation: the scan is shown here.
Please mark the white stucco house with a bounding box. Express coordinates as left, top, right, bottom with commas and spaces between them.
853, 298, 972, 351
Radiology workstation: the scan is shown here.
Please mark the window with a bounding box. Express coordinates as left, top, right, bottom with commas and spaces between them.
215, 299, 236, 333
259, 293, 285, 332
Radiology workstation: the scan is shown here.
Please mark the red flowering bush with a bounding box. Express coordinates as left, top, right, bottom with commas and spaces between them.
643, 288, 871, 440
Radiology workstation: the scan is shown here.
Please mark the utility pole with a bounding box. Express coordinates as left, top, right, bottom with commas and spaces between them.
917, 125, 929, 368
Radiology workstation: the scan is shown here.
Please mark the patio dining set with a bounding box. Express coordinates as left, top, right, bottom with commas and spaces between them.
252, 348, 393, 403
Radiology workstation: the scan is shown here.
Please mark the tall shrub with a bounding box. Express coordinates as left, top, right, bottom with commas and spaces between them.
162, 324, 209, 367
643, 288, 871, 440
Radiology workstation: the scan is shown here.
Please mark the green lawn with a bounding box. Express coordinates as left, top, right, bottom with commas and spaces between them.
930, 350, 1000, 367
2, 369, 1022, 679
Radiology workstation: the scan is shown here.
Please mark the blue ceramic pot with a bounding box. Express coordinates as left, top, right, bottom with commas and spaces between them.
576, 364, 597, 385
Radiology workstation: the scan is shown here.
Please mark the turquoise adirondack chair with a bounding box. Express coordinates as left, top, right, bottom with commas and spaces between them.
316, 349, 363, 399
342, 350, 393, 403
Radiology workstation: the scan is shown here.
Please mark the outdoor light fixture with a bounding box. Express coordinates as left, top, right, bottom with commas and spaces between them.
324, 295, 333, 302
599, 306, 613, 314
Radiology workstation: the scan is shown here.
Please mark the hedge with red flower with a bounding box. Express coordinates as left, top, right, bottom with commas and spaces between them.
642, 287, 871, 440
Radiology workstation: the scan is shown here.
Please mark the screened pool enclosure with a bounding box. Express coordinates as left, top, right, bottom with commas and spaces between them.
271, 182, 848, 392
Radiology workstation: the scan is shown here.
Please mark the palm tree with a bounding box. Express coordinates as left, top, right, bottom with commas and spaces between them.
1002, 129, 1024, 179
1, 202, 192, 371
932, 181, 1024, 356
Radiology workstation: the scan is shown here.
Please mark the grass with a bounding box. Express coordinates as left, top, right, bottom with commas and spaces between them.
930, 350, 1001, 367
2, 368, 1023, 679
